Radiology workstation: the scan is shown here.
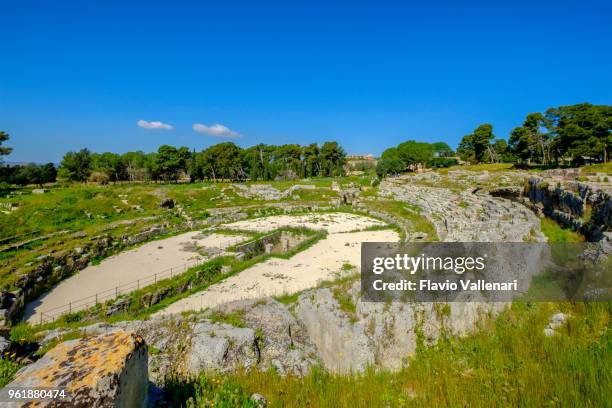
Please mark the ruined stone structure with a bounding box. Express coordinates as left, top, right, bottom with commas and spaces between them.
2, 330, 148, 407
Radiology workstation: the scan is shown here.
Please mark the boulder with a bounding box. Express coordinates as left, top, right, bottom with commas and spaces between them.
187, 321, 258, 375
215, 298, 318, 375
544, 312, 569, 337
1, 330, 148, 407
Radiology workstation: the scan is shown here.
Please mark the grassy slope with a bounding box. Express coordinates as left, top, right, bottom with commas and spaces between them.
436, 163, 515, 174
580, 162, 612, 175
540, 218, 585, 243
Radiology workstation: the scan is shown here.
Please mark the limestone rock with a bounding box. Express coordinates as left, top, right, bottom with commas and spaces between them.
295, 282, 507, 373
295, 287, 375, 373
250, 393, 268, 406
544, 312, 569, 337
2, 330, 148, 407
187, 322, 258, 375
215, 298, 318, 375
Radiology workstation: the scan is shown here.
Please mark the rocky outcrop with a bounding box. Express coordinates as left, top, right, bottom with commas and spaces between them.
523, 176, 611, 241
2, 330, 148, 407
187, 322, 258, 375
295, 282, 507, 373
218, 298, 318, 375
53, 299, 318, 384
380, 176, 544, 242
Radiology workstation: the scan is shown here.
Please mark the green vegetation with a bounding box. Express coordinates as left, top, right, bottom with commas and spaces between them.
376, 141, 454, 177
510, 104, 611, 165
540, 218, 584, 243
164, 374, 259, 408
436, 163, 514, 174
167, 302, 610, 407
207, 310, 246, 328
361, 199, 437, 241
273, 292, 300, 305
581, 162, 612, 175
0, 358, 23, 388
454, 104, 611, 166
458, 123, 511, 163
332, 286, 357, 322
51, 141, 347, 183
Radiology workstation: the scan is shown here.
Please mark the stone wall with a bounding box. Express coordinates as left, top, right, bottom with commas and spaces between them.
233, 231, 282, 260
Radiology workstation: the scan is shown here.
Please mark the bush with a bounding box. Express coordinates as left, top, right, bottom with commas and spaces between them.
427, 157, 458, 168
88, 171, 110, 184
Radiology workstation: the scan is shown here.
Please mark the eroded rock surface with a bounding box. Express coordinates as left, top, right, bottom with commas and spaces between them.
380, 174, 545, 242
295, 282, 507, 373
2, 330, 148, 407
58, 299, 319, 384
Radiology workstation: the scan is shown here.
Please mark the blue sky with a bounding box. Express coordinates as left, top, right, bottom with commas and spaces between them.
1, 0, 611, 163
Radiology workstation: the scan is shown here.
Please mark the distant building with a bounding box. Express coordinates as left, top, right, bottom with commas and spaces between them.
344, 154, 377, 174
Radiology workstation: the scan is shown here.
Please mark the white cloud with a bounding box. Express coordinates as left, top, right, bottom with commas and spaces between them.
137, 119, 173, 130
192, 123, 240, 138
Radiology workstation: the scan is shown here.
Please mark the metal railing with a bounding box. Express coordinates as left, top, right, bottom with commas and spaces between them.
34, 235, 246, 324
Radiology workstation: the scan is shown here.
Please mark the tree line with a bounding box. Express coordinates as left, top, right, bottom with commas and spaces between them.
376, 141, 455, 177
458, 103, 611, 165
377, 103, 610, 177
1, 102, 609, 185
0, 141, 347, 185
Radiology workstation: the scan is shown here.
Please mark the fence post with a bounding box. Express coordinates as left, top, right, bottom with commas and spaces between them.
116, 287, 118, 298
154, 273, 157, 284
40, 312, 42, 324
95, 293, 98, 305
137, 279, 140, 290
69, 302, 71, 314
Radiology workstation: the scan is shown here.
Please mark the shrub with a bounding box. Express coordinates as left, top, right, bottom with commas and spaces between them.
426, 157, 458, 168
88, 171, 109, 185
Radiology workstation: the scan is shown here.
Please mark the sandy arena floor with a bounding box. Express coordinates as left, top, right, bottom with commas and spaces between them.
24, 232, 246, 323
224, 212, 385, 233
156, 213, 398, 316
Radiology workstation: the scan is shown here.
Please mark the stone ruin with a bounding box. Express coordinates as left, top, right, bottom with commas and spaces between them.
2, 330, 148, 407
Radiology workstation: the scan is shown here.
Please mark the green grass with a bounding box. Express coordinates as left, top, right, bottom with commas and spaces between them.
436, 163, 514, 174
207, 310, 247, 328
0, 358, 23, 387
362, 199, 438, 241
580, 162, 612, 175
274, 292, 300, 305
168, 301, 611, 407
458, 200, 469, 209
540, 218, 584, 243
